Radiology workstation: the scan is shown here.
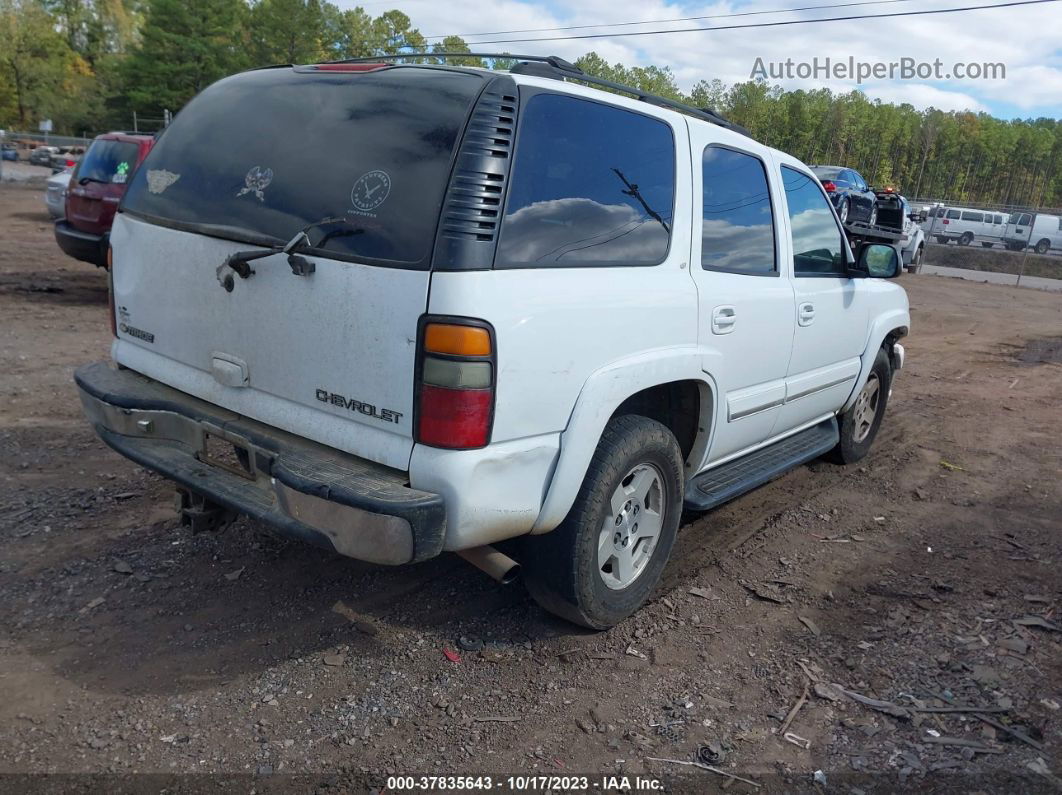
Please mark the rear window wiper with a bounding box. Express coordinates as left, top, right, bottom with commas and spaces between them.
217, 217, 362, 291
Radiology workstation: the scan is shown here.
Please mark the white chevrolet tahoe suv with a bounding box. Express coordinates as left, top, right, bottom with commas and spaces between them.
75, 56, 909, 629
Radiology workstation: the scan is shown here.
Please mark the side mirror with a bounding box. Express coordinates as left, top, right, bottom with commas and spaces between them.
856, 242, 902, 278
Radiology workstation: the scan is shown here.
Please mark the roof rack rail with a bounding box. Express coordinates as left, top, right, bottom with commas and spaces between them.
327, 53, 750, 138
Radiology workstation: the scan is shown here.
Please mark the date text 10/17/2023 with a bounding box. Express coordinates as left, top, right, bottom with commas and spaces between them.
384, 775, 665, 792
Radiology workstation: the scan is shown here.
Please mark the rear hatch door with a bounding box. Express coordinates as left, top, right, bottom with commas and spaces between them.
112, 66, 487, 470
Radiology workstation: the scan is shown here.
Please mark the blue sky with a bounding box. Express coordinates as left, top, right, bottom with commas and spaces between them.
347, 0, 1062, 119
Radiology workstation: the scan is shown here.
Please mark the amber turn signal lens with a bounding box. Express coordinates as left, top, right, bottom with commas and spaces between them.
423, 323, 491, 356
106, 245, 113, 270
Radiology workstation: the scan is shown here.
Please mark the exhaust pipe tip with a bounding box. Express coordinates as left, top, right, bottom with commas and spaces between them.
495, 561, 521, 585
457, 546, 521, 585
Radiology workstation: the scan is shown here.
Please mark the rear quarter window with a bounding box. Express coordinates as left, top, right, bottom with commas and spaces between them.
496, 93, 676, 268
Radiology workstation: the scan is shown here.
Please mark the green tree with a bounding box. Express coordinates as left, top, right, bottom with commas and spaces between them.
574, 52, 682, 102
120, 0, 248, 114
0, 0, 78, 126
333, 7, 424, 60
48, 0, 139, 63
370, 9, 424, 54
249, 0, 343, 65
431, 35, 483, 67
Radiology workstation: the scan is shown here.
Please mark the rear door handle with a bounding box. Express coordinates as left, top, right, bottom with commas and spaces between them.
798, 302, 815, 326
711, 305, 737, 335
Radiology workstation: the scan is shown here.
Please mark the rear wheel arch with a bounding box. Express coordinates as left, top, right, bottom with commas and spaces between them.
532, 365, 715, 535
609, 379, 712, 470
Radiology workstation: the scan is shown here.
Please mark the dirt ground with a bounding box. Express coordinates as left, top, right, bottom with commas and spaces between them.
1, 179, 1061, 793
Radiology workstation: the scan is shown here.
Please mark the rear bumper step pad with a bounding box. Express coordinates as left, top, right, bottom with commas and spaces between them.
75, 361, 446, 564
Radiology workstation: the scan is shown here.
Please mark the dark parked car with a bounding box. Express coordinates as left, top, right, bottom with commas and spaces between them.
810, 165, 878, 226
54, 132, 155, 267
29, 146, 59, 166
2, 143, 17, 161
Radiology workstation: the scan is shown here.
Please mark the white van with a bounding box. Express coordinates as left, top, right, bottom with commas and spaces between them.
929, 206, 1006, 247
1003, 212, 1062, 254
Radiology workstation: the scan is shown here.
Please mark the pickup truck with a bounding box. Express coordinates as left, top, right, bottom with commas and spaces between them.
74, 55, 910, 629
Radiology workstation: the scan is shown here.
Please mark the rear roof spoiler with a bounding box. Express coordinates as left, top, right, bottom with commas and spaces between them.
325, 53, 751, 138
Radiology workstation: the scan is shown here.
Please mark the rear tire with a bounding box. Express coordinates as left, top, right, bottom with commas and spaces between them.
958, 232, 973, 246
867, 205, 878, 227
936, 236, 948, 244
838, 199, 850, 225
981, 242, 993, 248
829, 348, 891, 465
521, 415, 683, 630
1035, 238, 1050, 254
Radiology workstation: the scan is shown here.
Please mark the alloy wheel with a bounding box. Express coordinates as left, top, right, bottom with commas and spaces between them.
852, 373, 881, 443
598, 463, 665, 590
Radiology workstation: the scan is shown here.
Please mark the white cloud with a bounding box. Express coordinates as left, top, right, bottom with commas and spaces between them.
861, 83, 990, 113
338, 0, 1062, 118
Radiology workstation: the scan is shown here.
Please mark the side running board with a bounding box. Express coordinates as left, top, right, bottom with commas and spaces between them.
684, 418, 839, 511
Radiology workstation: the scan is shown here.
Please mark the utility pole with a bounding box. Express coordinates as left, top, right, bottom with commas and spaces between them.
1016, 168, 1049, 287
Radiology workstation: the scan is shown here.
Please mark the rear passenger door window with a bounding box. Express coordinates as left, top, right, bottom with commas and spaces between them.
497, 93, 675, 267
781, 166, 846, 276
701, 146, 775, 274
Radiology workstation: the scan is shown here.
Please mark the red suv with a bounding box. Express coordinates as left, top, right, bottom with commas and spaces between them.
54, 132, 155, 267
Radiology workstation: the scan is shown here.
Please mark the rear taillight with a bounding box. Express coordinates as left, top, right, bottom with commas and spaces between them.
416, 319, 495, 449
942, 219, 949, 225
821, 180, 837, 192
106, 247, 117, 337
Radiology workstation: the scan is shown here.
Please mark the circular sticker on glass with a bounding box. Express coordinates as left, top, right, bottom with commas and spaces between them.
351, 170, 391, 213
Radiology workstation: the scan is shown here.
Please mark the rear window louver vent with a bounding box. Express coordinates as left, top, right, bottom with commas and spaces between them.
432, 78, 519, 270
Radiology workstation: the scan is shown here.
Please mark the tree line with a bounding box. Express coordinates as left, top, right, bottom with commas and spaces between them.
1, 0, 1059, 208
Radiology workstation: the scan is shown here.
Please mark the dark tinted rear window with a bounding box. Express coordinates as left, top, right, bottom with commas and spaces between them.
121, 67, 484, 268
77, 140, 140, 185
811, 167, 842, 180
496, 93, 675, 267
